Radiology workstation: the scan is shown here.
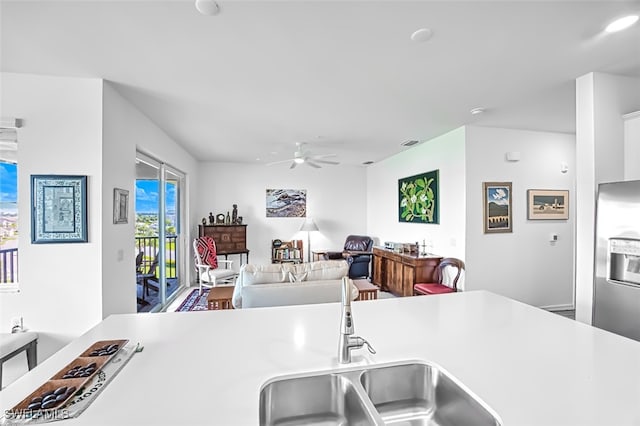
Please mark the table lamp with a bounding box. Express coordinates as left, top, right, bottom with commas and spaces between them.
299, 218, 319, 263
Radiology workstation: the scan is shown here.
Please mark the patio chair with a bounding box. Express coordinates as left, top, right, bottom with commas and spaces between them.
193, 236, 237, 295
137, 253, 159, 299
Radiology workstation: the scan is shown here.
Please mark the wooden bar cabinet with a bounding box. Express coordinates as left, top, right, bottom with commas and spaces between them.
372, 247, 442, 297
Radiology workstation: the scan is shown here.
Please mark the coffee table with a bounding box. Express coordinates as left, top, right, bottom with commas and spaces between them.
353, 279, 378, 301
206, 286, 234, 310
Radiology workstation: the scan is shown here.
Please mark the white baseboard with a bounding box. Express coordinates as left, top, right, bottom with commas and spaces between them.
541, 303, 574, 311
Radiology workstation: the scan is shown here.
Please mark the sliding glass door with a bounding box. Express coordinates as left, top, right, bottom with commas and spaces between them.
135, 153, 185, 312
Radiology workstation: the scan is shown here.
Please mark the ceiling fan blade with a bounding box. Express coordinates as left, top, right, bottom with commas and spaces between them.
312, 153, 337, 159
266, 158, 295, 166
290, 161, 298, 169
306, 161, 321, 168
313, 158, 340, 165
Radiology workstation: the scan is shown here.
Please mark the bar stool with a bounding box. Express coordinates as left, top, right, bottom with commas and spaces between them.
0, 332, 38, 389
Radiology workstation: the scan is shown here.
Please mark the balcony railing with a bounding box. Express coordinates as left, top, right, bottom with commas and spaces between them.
0, 248, 18, 283
135, 235, 178, 278
0, 237, 177, 284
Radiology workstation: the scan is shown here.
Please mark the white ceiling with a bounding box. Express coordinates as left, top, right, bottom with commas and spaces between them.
2, 0, 640, 166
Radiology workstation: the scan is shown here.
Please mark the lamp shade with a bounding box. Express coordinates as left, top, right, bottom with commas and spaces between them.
299, 218, 319, 232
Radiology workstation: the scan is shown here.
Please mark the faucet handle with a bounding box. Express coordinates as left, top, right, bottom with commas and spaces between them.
362, 338, 376, 355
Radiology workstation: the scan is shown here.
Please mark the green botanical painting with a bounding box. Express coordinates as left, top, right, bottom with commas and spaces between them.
398, 170, 439, 224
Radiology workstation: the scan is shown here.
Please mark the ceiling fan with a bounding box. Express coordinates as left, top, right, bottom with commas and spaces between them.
266, 143, 340, 169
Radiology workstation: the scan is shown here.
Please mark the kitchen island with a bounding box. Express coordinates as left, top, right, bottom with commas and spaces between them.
1, 291, 640, 425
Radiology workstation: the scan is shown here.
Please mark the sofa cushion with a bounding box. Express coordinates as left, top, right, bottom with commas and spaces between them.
232, 260, 350, 308
292, 260, 348, 281
241, 279, 359, 309
288, 271, 308, 283
241, 263, 293, 285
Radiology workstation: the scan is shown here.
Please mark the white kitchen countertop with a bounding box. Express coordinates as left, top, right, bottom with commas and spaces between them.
2, 291, 640, 425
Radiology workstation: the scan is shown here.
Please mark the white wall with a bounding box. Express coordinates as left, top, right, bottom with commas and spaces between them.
575, 72, 640, 323
101, 82, 199, 316
197, 163, 367, 266
624, 111, 640, 181
366, 127, 467, 259
465, 126, 575, 309
0, 72, 104, 386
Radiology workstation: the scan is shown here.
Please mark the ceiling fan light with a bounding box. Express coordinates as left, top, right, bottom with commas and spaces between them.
294, 157, 305, 164
605, 15, 638, 33
195, 0, 220, 16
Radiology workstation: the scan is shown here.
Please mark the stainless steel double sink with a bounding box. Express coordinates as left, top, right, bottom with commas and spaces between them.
259, 361, 502, 425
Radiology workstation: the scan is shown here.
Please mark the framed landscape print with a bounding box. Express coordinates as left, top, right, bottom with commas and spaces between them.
266, 189, 307, 217
527, 189, 569, 220
31, 175, 88, 243
482, 182, 512, 233
398, 169, 439, 224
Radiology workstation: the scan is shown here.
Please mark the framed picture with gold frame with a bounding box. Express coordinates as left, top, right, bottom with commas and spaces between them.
482, 182, 512, 233
527, 189, 569, 220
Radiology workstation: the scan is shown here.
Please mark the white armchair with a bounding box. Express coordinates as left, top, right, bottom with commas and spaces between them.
193, 237, 237, 294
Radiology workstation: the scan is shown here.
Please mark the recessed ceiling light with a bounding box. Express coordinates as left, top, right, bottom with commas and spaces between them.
470, 107, 485, 115
195, 0, 220, 16
411, 28, 433, 42
605, 15, 639, 33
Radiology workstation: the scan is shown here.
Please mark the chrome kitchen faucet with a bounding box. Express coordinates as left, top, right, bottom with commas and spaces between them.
339, 277, 376, 363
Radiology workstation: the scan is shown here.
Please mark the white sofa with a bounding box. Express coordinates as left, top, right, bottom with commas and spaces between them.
231, 260, 359, 308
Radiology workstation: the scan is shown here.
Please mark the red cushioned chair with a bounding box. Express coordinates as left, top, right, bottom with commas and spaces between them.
414, 258, 465, 296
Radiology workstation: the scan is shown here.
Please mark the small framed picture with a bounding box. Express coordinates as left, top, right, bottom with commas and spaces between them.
113, 188, 129, 224
482, 182, 512, 233
31, 175, 88, 243
527, 189, 569, 220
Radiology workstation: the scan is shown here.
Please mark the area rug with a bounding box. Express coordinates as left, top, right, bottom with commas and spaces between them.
175, 289, 210, 312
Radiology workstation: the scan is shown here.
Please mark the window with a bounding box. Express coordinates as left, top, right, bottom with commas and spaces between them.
0, 123, 19, 291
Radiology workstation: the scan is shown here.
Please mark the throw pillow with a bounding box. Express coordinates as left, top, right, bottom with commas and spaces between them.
195, 236, 218, 269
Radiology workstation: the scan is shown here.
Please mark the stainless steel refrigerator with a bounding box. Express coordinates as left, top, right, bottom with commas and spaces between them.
593, 179, 640, 341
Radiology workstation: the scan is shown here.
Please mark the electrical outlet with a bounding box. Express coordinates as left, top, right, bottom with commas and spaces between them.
11, 316, 23, 333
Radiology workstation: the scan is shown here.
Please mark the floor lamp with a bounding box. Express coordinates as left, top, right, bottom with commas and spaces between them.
299, 218, 319, 263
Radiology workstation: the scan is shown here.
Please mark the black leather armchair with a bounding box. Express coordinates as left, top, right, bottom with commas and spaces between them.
324, 235, 374, 279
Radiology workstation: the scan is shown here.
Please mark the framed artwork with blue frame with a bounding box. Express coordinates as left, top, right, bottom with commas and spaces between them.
398, 170, 439, 224
31, 175, 88, 243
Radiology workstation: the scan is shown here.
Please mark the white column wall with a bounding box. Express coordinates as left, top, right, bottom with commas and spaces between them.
0, 72, 104, 385
197, 163, 366, 267
575, 72, 640, 324
624, 111, 640, 181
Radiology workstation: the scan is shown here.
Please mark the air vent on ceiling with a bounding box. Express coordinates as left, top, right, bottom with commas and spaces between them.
362, 161, 374, 165
401, 140, 421, 147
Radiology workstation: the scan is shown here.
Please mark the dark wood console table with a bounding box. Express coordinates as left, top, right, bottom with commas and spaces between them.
198, 224, 249, 265
372, 247, 442, 297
